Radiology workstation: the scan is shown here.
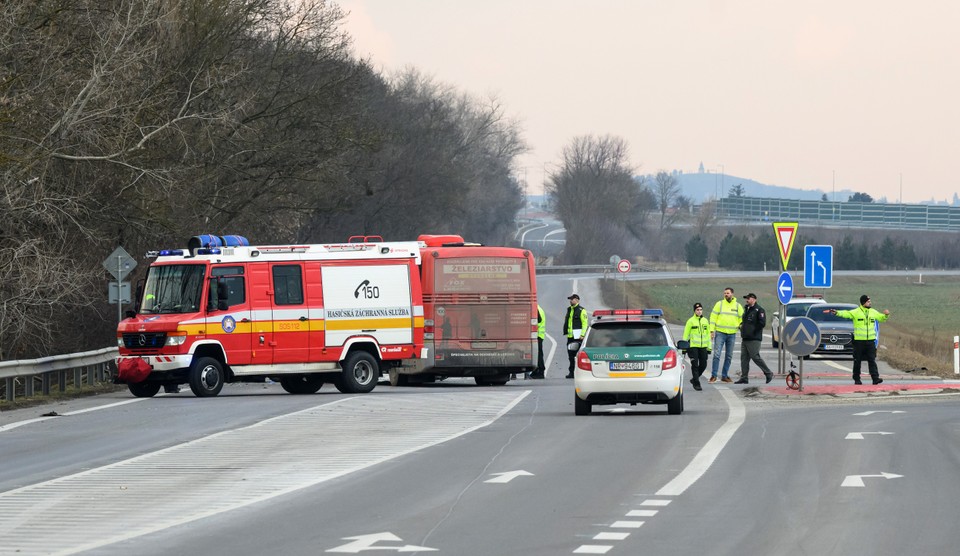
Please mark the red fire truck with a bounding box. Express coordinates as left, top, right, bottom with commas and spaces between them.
388, 235, 539, 386
116, 235, 424, 397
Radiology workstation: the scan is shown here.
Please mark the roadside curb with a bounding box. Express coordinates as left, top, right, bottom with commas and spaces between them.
743, 382, 960, 400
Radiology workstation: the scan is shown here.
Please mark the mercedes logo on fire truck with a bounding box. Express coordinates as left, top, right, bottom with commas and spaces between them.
138, 334, 146, 346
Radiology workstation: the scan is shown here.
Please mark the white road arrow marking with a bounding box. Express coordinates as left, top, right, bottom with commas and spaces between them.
841, 472, 903, 488
484, 470, 534, 483
853, 410, 906, 416
845, 431, 895, 440
327, 532, 437, 553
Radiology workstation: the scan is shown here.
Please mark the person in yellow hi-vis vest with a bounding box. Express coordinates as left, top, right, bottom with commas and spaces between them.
531, 305, 546, 379
828, 294, 891, 385
563, 294, 588, 379
708, 287, 743, 383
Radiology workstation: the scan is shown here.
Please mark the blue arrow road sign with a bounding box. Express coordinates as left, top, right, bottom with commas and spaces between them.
804, 245, 833, 288
777, 272, 794, 305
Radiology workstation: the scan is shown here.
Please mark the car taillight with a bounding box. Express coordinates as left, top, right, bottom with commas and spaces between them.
577, 351, 592, 370
662, 349, 678, 370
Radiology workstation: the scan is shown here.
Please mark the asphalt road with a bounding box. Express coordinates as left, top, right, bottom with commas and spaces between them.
1, 276, 957, 556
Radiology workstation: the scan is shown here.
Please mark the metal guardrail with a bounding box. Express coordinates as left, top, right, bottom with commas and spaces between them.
536, 265, 656, 274
0, 347, 118, 402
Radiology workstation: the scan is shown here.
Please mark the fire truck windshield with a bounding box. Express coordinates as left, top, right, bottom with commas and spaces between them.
140, 264, 206, 314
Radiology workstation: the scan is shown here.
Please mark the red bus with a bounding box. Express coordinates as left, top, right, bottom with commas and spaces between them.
388, 234, 538, 386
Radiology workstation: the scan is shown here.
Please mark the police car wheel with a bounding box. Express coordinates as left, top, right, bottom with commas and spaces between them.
667, 391, 684, 415
128, 382, 161, 398
339, 352, 379, 394
189, 357, 225, 397
574, 394, 592, 416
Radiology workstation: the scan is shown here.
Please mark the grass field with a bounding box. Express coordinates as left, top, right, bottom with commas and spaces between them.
600, 274, 960, 378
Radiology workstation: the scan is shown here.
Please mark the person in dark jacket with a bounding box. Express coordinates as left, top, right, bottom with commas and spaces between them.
735, 293, 773, 384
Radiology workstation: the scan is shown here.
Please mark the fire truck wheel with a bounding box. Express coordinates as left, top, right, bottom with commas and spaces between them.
280, 375, 324, 395
338, 351, 379, 394
189, 357, 225, 397
128, 382, 161, 398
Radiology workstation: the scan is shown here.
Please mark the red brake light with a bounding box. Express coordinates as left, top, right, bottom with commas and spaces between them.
662, 349, 678, 370
577, 351, 592, 370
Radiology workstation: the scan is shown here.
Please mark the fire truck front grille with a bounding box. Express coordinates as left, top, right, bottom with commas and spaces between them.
122, 333, 167, 350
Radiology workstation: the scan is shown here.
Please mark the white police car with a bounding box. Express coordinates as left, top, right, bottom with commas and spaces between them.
574, 309, 688, 416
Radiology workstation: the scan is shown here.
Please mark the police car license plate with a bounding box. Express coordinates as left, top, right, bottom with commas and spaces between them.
824, 344, 844, 350
609, 361, 645, 370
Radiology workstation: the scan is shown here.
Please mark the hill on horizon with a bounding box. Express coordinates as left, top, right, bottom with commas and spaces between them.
639, 170, 852, 204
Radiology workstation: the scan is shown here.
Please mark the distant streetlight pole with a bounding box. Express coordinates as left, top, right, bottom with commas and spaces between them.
719, 164, 725, 197
832, 170, 835, 202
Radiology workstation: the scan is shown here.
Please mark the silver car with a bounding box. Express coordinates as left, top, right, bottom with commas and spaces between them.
804, 303, 857, 358
771, 295, 826, 348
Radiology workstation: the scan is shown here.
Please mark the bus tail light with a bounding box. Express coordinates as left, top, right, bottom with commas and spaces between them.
424, 319, 434, 333
577, 351, 592, 370
662, 349, 678, 370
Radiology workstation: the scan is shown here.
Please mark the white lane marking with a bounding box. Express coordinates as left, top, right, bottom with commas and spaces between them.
593, 532, 629, 541
574, 546, 612, 554
545, 333, 557, 378
841, 472, 903, 488
0, 398, 149, 433
853, 410, 906, 416
519, 223, 548, 246
626, 509, 658, 517
326, 532, 437, 553
484, 470, 534, 484
845, 431, 894, 440
655, 386, 745, 496
610, 521, 644, 528
824, 360, 850, 372
638, 499, 671, 506
0, 392, 529, 555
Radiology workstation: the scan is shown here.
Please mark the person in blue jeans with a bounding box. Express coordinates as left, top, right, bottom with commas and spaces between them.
708, 287, 743, 383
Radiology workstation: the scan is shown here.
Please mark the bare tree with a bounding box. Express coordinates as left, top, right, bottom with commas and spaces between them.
546, 135, 648, 263
653, 171, 681, 231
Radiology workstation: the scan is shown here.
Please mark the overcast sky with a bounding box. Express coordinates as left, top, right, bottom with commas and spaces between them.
337, 1, 959, 203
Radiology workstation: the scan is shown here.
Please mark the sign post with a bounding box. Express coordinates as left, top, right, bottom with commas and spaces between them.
615, 257, 630, 307
772, 222, 798, 375
103, 247, 137, 323
782, 316, 821, 392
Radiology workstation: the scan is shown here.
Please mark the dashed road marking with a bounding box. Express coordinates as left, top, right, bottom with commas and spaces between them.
574, 546, 612, 554
626, 509, 658, 517
593, 532, 630, 541
610, 521, 644, 528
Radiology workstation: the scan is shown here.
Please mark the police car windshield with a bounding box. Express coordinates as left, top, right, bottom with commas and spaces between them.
586, 322, 666, 348
140, 264, 206, 314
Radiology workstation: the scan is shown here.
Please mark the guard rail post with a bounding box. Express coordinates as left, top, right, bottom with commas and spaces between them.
59, 370, 67, 393
41, 372, 51, 396
4, 378, 12, 402
25, 375, 34, 397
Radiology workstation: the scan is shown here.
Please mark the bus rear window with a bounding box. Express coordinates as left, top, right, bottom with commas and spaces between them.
435, 257, 531, 293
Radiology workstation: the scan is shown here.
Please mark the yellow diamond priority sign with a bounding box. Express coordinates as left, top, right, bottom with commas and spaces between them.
772, 222, 798, 270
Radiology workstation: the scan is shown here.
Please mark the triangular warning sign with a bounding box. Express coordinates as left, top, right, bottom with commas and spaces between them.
772, 222, 799, 270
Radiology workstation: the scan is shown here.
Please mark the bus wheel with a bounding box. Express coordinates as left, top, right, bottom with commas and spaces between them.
338, 352, 379, 394
128, 382, 161, 398
388, 369, 409, 387
280, 375, 324, 394
189, 357, 225, 397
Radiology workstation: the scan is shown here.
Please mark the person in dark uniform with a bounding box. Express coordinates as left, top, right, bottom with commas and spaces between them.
735, 293, 773, 384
